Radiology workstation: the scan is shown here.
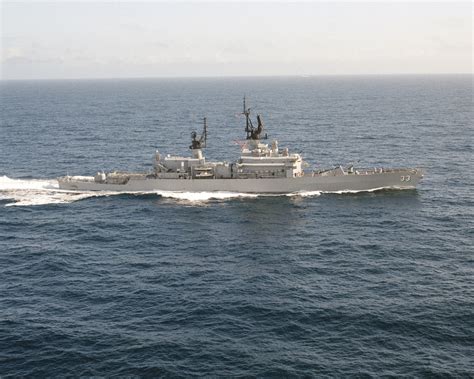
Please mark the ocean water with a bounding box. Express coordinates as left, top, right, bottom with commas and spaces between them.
0, 75, 472, 377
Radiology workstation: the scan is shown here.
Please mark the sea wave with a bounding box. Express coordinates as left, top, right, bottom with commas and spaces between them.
0, 175, 109, 206
0, 176, 395, 207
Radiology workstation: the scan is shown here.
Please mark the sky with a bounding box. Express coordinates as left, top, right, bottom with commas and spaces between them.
1, 1, 472, 80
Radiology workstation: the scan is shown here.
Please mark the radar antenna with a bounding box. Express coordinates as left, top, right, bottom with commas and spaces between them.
242, 96, 266, 140
190, 117, 207, 149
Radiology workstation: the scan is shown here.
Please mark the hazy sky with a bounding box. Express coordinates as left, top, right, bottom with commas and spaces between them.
1, 1, 472, 79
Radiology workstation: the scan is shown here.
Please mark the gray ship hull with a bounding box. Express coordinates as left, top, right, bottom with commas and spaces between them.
58, 169, 423, 193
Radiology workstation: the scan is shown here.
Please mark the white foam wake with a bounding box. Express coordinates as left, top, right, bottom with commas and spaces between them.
0, 175, 111, 207
322, 187, 390, 194
0, 176, 268, 206
0, 175, 59, 191
286, 190, 322, 198
156, 191, 259, 202
0, 175, 381, 207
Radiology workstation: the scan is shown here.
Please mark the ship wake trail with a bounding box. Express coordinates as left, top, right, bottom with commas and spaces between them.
156, 191, 260, 202
0, 176, 107, 207
0, 176, 326, 207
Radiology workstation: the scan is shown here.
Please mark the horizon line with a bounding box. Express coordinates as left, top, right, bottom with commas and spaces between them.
1, 72, 472, 82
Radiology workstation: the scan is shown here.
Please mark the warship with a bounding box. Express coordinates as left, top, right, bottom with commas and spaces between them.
58, 98, 423, 193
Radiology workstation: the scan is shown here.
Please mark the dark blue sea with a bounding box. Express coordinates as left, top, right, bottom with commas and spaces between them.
0, 75, 472, 377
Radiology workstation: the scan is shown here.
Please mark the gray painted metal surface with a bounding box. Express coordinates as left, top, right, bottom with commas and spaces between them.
58, 169, 423, 193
